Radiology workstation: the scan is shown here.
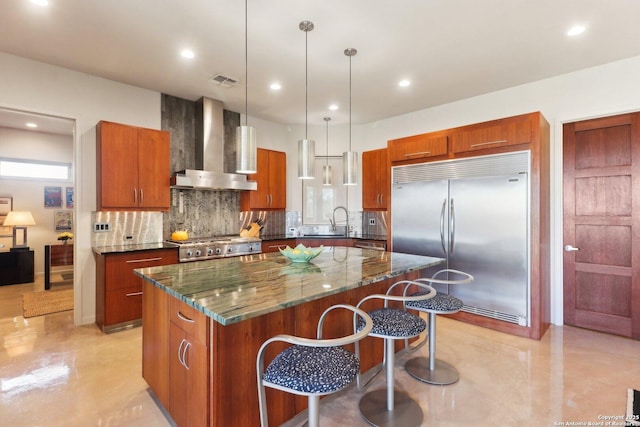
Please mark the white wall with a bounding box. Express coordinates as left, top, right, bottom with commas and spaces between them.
0, 127, 74, 273
0, 52, 161, 325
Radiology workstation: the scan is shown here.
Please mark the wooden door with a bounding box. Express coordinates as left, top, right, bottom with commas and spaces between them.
137, 128, 170, 209
563, 112, 640, 339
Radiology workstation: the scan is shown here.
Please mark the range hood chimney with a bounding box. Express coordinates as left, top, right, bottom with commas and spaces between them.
171, 97, 257, 191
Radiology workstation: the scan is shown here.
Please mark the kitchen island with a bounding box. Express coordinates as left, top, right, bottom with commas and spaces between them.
135, 247, 443, 427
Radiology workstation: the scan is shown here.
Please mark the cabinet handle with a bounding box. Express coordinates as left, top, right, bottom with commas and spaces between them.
125, 291, 143, 297
177, 310, 195, 323
404, 151, 430, 158
470, 139, 507, 148
133, 188, 137, 204
177, 338, 186, 368
140, 188, 144, 204
126, 257, 163, 264
182, 342, 191, 370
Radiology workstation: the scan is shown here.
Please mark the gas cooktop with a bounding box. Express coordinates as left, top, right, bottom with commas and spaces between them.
166, 235, 261, 262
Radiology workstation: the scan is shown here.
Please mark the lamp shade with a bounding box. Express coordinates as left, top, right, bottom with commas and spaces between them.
3, 211, 36, 226
343, 151, 358, 185
298, 139, 315, 179
236, 125, 257, 173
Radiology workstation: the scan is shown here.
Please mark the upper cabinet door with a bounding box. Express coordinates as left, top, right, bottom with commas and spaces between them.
388, 134, 448, 163
137, 128, 170, 209
362, 148, 389, 211
96, 121, 170, 211
450, 114, 533, 154
240, 148, 286, 210
97, 121, 139, 209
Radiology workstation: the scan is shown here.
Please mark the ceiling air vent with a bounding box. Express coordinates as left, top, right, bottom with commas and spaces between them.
210, 74, 239, 88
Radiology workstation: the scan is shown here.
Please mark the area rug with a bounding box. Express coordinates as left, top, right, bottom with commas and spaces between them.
628, 389, 640, 426
22, 289, 74, 318
61, 272, 74, 281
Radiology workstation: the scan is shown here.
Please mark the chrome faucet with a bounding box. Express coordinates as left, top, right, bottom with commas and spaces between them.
332, 206, 349, 235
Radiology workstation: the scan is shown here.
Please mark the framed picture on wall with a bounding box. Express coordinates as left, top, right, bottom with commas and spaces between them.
0, 196, 13, 237
66, 187, 74, 208
54, 210, 73, 231
44, 186, 63, 208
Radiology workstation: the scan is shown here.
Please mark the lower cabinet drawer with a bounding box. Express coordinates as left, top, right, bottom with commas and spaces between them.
104, 286, 143, 326
169, 297, 208, 345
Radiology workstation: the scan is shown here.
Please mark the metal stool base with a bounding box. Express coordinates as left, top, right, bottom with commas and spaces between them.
359, 389, 423, 427
405, 357, 460, 385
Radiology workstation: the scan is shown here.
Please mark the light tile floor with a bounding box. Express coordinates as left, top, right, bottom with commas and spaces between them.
1, 278, 639, 426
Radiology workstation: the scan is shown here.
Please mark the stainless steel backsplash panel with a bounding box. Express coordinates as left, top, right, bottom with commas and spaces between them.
91, 211, 163, 247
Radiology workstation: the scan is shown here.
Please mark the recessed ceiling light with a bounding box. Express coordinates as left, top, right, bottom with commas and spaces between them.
567, 25, 586, 37
30, 0, 49, 6
26, 122, 38, 128
180, 49, 195, 59
398, 79, 411, 88
270, 82, 282, 91
328, 104, 338, 111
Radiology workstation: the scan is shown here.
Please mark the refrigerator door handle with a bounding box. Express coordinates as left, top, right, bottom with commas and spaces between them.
440, 198, 447, 254
450, 198, 455, 255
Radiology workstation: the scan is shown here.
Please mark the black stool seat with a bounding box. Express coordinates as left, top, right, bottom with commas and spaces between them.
406, 292, 463, 314
359, 308, 426, 338
263, 345, 360, 394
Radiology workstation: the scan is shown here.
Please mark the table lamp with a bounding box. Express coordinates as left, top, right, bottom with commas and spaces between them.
3, 211, 36, 251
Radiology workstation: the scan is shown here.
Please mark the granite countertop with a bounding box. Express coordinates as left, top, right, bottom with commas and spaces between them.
92, 242, 178, 255
134, 248, 443, 326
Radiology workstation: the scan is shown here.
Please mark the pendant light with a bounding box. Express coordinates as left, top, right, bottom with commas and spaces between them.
322, 117, 332, 185
236, 0, 257, 174
343, 48, 358, 185
298, 20, 315, 179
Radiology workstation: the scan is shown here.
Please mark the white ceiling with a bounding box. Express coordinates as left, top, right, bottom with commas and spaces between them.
2, 0, 640, 131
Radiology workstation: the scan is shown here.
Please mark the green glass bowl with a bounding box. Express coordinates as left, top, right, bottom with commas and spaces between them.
279, 244, 324, 263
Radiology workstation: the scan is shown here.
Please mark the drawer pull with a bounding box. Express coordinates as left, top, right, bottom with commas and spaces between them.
125, 291, 143, 297
404, 151, 431, 158
126, 257, 163, 264
177, 310, 195, 323
470, 139, 507, 148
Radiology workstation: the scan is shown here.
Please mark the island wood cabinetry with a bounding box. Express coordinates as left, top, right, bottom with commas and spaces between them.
240, 148, 286, 210
388, 111, 550, 340
141, 261, 429, 427
362, 147, 390, 210
95, 248, 177, 332
96, 120, 171, 211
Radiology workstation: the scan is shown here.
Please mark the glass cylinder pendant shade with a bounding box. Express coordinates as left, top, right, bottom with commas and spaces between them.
322, 164, 332, 185
236, 125, 257, 174
343, 151, 358, 185
298, 139, 315, 179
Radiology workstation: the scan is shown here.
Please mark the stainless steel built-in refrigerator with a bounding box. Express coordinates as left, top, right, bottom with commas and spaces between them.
391, 151, 530, 326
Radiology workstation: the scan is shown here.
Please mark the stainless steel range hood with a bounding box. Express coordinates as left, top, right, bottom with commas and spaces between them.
171, 97, 257, 191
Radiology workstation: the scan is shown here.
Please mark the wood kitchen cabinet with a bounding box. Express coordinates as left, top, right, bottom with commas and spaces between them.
388, 132, 448, 163
95, 248, 177, 333
143, 281, 210, 427
262, 239, 296, 253
97, 120, 171, 211
362, 148, 390, 210
240, 148, 286, 210
450, 112, 533, 154
168, 298, 209, 427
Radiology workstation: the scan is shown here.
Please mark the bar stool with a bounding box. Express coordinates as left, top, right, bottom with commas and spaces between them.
404, 269, 473, 385
256, 304, 373, 427
355, 280, 436, 427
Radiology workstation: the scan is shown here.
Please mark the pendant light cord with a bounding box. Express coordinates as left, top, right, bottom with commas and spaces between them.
244, 0, 248, 127
348, 53, 352, 152
305, 27, 308, 139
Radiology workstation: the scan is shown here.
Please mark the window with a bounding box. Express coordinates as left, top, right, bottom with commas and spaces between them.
0, 158, 72, 181
302, 157, 347, 224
